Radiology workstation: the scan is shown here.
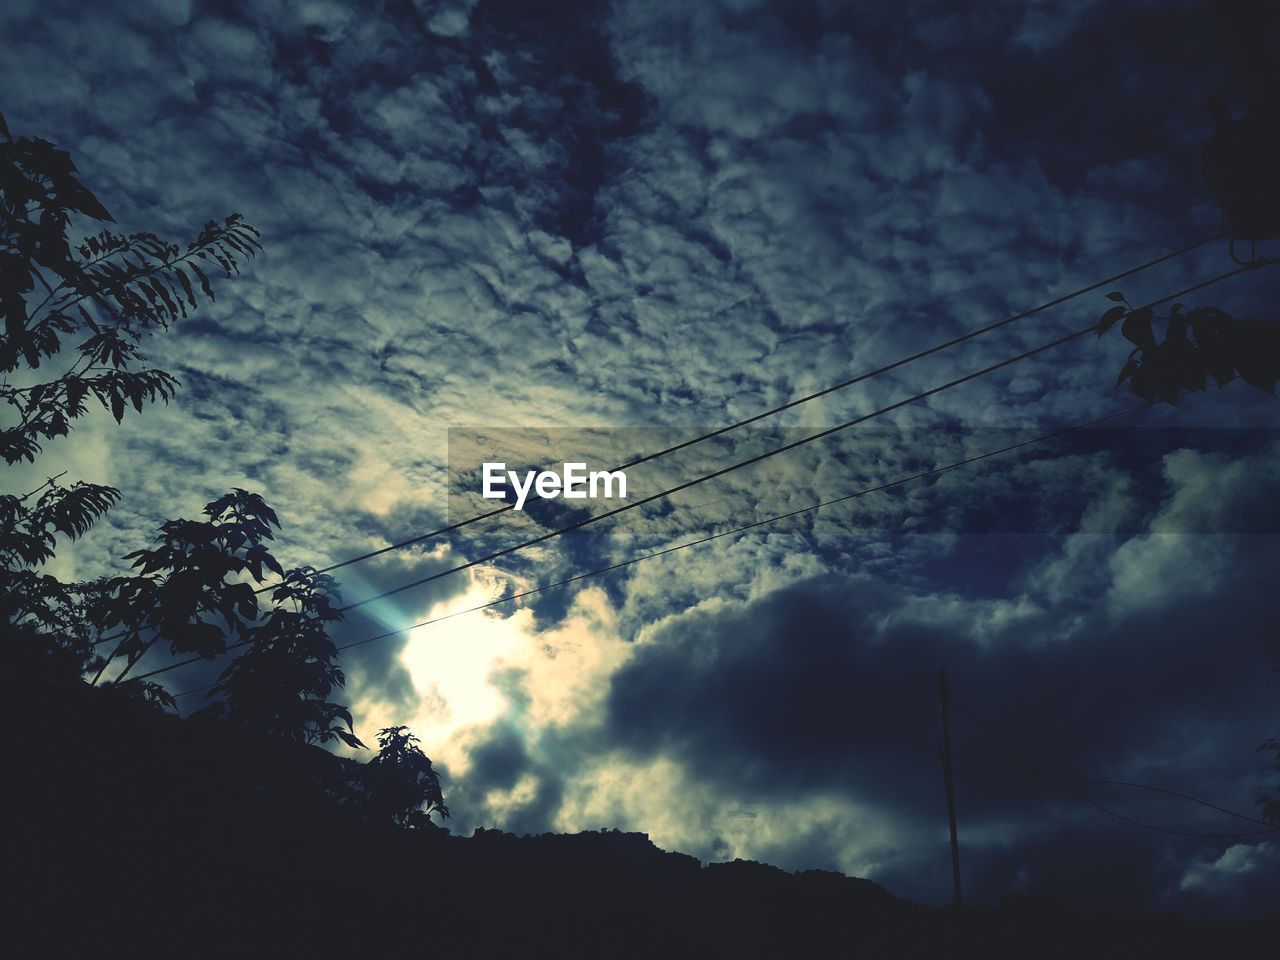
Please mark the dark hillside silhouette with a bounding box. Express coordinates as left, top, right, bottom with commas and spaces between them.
10, 676, 1277, 956
13, 679, 1279, 957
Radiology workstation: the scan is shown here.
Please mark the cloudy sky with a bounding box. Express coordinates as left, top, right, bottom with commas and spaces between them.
3, 0, 1278, 912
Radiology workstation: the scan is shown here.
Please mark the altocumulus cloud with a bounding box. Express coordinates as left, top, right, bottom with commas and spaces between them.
1, 0, 1277, 911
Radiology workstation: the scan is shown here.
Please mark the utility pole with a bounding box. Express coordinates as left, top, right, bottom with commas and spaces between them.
937, 667, 963, 908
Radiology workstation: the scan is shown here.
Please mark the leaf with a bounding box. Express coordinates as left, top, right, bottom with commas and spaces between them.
174, 267, 196, 308
1121, 306, 1155, 350
1239, 368, 1277, 396
190, 262, 214, 301
65, 377, 87, 413
181, 621, 227, 657
1105, 291, 1126, 302
1115, 358, 1139, 386
335, 729, 367, 750
77, 304, 100, 334
58, 179, 115, 222
1098, 305, 1127, 336
44, 482, 121, 538
151, 279, 177, 316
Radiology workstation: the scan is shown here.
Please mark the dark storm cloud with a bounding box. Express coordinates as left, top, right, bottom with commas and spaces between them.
408, 440, 1277, 908
608, 542, 1275, 803
599, 530, 1278, 907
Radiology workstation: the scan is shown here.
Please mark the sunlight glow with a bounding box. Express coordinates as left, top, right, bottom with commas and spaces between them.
398, 574, 534, 766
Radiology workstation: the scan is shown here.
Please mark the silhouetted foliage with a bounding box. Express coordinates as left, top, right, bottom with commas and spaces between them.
102, 491, 277, 666
1, 112, 447, 831
0, 475, 119, 566
359, 725, 450, 826
1098, 292, 1280, 404
0, 111, 260, 465
197, 566, 364, 749
0, 106, 264, 690
1, 473, 121, 683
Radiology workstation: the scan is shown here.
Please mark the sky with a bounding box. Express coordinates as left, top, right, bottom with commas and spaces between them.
3, 0, 1279, 913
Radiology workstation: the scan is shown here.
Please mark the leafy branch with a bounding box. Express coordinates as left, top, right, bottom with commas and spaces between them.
1, 110, 261, 464
196, 565, 365, 749
0, 475, 120, 569
1097, 291, 1280, 404
358, 726, 450, 827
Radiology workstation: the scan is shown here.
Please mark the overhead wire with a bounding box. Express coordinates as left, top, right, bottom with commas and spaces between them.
122, 259, 1269, 686
103, 255, 1272, 687
148, 398, 1155, 693
334, 261, 1261, 616
87, 231, 1234, 654
950, 691, 1279, 840
245, 232, 1231, 586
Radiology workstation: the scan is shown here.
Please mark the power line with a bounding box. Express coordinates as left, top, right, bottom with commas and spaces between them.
951, 694, 1280, 840
251, 232, 1228, 585
104, 259, 1264, 686
1076, 795, 1279, 839
143, 403, 1279, 848
110, 258, 1268, 682
146, 398, 1152, 692
334, 262, 1258, 616
87, 231, 1231, 653
1071, 779, 1275, 827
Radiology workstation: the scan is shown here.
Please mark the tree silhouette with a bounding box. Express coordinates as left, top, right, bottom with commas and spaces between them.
360, 725, 450, 827
1, 106, 264, 687
97, 490, 282, 678
1, 109, 260, 466
1, 112, 446, 826
197, 564, 365, 750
